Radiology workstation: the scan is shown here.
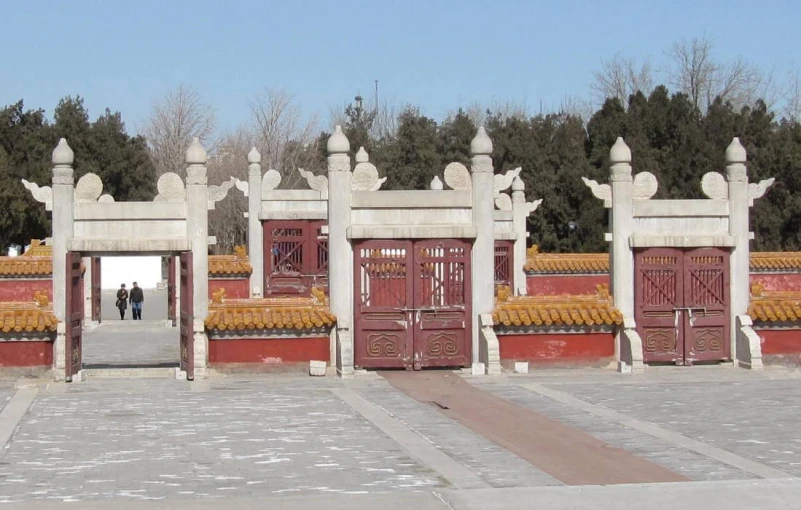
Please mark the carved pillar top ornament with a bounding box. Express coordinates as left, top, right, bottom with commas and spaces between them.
470, 127, 493, 174
608, 137, 632, 182
52, 138, 74, 185
185, 138, 208, 185
247, 147, 261, 177
725, 137, 747, 182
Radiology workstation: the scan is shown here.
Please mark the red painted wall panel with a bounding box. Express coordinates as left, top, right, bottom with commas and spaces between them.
0, 280, 53, 302
526, 275, 610, 296
499, 332, 614, 363
208, 278, 250, 299
757, 329, 801, 355
208, 337, 329, 364
0, 341, 53, 367
749, 273, 801, 293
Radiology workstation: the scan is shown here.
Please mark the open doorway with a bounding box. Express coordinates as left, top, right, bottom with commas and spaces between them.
82, 255, 178, 369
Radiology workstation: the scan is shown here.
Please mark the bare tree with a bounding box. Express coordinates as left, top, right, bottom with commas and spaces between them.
457, 99, 530, 127
667, 35, 765, 111
591, 53, 654, 107
783, 70, 801, 122
141, 84, 217, 176
250, 88, 319, 188
206, 127, 253, 253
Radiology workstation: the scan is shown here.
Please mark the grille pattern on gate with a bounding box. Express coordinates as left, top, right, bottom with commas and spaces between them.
358, 248, 408, 308
494, 241, 512, 288
418, 246, 467, 307
270, 228, 304, 274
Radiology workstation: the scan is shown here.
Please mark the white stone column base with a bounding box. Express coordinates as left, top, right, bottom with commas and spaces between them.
53, 324, 66, 382
618, 317, 645, 374
735, 315, 763, 370
336, 327, 354, 377
478, 313, 501, 375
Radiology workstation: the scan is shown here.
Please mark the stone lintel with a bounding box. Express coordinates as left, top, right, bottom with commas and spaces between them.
347, 225, 477, 239
633, 199, 729, 218
351, 190, 472, 209
629, 234, 736, 248
494, 232, 517, 241
74, 201, 187, 220
68, 238, 191, 253
259, 210, 328, 221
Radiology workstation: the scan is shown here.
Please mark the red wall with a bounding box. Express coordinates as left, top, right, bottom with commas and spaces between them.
498, 332, 615, 366
526, 274, 609, 296
749, 273, 801, 293
0, 341, 53, 367
208, 278, 250, 299
756, 329, 801, 364
0, 280, 52, 302
209, 337, 329, 364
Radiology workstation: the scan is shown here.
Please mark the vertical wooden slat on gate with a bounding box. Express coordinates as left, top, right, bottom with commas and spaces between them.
65, 252, 83, 382
180, 251, 194, 380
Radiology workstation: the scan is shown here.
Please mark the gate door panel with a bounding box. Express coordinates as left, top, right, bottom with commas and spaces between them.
65, 252, 83, 382
91, 257, 101, 323
167, 256, 177, 326
683, 248, 730, 364
636, 248, 684, 364
179, 251, 194, 380
414, 240, 471, 369
354, 241, 412, 369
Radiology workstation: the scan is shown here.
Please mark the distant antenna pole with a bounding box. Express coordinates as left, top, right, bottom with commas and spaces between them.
374, 79, 379, 113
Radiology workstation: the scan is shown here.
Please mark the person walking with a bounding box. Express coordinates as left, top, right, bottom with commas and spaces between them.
129, 281, 144, 320
116, 283, 128, 320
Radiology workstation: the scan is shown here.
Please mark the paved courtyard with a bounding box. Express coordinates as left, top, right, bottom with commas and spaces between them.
2, 323, 801, 508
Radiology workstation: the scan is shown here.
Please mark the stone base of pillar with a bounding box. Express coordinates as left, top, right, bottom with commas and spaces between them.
735, 315, 763, 370
53, 324, 66, 382
478, 314, 501, 375
193, 323, 208, 379
618, 318, 645, 374
336, 327, 354, 377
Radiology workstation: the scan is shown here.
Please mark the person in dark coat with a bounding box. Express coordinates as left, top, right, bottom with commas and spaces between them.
116, 283, 128, 320
129, 281, 144, 320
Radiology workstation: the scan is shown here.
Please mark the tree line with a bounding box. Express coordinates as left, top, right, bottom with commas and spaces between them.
2, 34, 800, 253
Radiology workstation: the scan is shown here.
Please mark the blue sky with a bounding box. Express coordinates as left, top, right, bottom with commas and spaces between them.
2, 0, 799, 135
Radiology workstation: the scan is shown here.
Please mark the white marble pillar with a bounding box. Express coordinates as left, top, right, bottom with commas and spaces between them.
327, 126, 354, 375
726, 138, 750, 361
247, 148, 263, 297
470, 127, 495, 373
511, 176, 528, 296
51, 138, 75, 378
609, 138, 635, 364
185, 138, 209, 377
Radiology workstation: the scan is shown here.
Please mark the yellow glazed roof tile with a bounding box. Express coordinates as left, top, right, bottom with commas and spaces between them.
208, 245, 253, 276
492, 284, 622, 327
525, 247, 801, 274
205, 296, 336, 331
748, 282, 801, 322
0, 296, 58, 333
0, 240, 53, 276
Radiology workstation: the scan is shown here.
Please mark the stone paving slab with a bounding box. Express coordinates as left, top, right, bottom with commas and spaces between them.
534, 378, 801, 477
471, 380, 757, 481
82, 320, 178, 368
0, 380, 442, 503
0, 390, 12, 414
356, 380, 561, 488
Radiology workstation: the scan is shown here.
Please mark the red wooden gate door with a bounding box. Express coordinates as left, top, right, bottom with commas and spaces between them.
263, 220, 328, 296
413, 240, 471, 369
354, 239, 472, 370
354, 241, 412, 369
179, 251, 194, 380
683, 248, 730, 364
91, 257, 101, 323
167, 256, 176, 326
65, 252, 83, 382
635, 247, 730, 365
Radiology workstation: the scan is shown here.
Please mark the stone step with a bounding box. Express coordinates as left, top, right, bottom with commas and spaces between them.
80, 367, 180, 380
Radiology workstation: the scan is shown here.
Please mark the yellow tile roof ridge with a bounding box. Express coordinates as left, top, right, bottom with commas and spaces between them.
0, 301, 58, 333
